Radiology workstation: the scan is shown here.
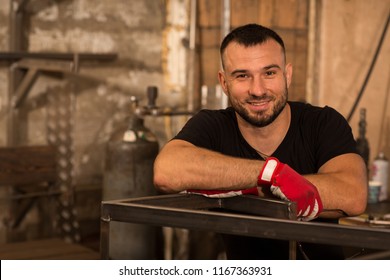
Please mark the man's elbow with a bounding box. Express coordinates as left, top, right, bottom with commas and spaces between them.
153, 172, 173, 193
153, 166, 181, 194
346, 161, 368, 216
347, 186, 368, 216
348, 201, 366, 217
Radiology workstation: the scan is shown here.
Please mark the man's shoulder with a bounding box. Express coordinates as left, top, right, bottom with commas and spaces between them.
289, 101, 324, 112
289, 101, 344, 120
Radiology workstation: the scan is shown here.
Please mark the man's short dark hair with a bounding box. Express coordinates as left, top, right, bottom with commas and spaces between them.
220, 24, 286, 69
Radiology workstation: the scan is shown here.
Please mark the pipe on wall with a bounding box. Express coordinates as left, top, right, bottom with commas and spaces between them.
186, 0, 197, 112
306, 0, 318, 105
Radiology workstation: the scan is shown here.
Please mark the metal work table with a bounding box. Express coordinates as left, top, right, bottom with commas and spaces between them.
100, 194, 390, 259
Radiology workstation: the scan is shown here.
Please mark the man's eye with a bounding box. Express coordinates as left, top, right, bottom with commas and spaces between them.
236, 74, 248, 79
265, 71, 276, 76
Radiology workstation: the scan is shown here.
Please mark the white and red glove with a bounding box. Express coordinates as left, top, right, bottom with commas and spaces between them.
257, 157, 323, 221
186, 187, 258, 198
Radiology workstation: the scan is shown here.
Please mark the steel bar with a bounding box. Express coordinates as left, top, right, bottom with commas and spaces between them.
220, 195, 296, 219
107, 194, 296, 219
15, 59, 75, 72
12, 67, 39, 108
354, 250, 390, 260
0, 51, 117, 62
100, 215, 110, 260
9, 0, 27, 52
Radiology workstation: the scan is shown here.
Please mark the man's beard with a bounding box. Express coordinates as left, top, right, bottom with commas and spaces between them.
229, 87, 288, 128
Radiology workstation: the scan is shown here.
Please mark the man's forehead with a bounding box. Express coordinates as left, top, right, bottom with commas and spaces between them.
223, 39, 283, 56
222, 40, 285, 69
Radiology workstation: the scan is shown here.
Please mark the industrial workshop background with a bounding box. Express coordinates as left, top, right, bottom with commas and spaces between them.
0, 0, 389, 257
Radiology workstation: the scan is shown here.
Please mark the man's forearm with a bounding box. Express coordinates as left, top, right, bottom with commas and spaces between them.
305, 172, 367, 218
153, 141, 262, 193
303, 154, 367, 217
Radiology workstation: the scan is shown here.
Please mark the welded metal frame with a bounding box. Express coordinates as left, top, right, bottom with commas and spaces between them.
100, 194, 390, 259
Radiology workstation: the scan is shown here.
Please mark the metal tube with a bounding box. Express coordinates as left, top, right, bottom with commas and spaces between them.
9, 0, 27, 51
306, 0, 317, 104
0, 51, 117, 61
186, 0, 197, 112
221, 0, 230, 40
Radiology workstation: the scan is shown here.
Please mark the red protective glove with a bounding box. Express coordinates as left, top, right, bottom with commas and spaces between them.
257, 157, 323, 221
186, 187, 258, 198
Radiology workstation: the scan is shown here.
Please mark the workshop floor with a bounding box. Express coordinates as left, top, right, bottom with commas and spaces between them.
0, 223, 101, 260
0, 237, 100, 260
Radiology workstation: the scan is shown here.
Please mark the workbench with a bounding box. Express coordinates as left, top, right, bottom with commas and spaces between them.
100, 194, 390, 260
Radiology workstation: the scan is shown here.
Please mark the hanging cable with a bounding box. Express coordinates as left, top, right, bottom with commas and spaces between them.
347, 13, 390, 122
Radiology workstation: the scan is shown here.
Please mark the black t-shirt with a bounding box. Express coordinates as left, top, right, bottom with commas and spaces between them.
175, 101, 357, 173
173, 101, 358, 259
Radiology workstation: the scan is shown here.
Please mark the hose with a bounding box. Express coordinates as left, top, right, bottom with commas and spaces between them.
347, 13, 390, 122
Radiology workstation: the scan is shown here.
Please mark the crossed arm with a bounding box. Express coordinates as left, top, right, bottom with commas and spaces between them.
153, 139, 367, 218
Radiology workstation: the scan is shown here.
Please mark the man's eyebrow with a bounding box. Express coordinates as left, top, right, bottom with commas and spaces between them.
230, 69, 247, 76
264, 64, 282, 70
230, 64, 282, 76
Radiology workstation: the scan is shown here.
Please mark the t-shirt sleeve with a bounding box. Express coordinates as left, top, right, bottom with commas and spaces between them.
315, 106, 358, 168
173, 110, 222, 150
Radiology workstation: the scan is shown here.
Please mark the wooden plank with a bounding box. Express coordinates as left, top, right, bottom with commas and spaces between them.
200, 28, 221, 48
200, 48, 220, 85
0, 145, 56, 186
259, 0, 275, 27
231, 0, 259, 27
273, 0, 308, 29
0, 238, 99, 260
199, 0, 221, 27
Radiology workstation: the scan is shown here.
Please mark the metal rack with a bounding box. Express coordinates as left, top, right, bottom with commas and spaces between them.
1, 51, 117, 242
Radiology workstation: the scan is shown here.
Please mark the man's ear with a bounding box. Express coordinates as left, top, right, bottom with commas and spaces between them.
218, 70, 228, 93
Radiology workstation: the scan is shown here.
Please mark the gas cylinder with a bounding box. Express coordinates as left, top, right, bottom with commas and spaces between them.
103, 111, 159, 259
372, 152, 389, 201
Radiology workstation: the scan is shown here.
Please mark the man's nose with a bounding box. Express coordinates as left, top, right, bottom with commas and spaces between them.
249, 76, 266, 96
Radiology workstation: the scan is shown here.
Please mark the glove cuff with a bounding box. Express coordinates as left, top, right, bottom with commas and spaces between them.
257, 157, 280, 185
